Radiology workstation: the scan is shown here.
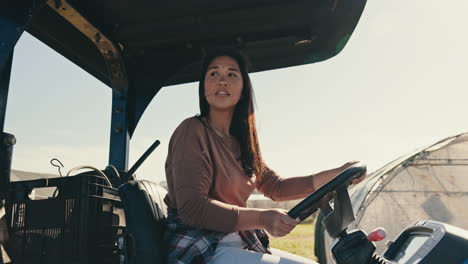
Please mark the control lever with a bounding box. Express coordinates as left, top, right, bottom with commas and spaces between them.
367, 228, 387, 242
121, 139, 160, 183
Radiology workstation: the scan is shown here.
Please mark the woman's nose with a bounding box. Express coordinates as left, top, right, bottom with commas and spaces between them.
217, 79, 228, 86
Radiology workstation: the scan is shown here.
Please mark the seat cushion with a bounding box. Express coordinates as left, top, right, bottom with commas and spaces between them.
119, 180, 168, 264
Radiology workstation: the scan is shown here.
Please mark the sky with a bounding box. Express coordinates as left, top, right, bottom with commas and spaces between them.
5, 0, 468, 184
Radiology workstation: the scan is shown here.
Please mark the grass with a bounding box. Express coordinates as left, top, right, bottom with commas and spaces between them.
269, 221, 318, 261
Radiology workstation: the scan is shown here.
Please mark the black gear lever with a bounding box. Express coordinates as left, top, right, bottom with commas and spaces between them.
120, 139, 160, 183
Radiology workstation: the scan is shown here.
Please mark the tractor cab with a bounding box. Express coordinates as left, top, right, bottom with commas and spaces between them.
0, 0, 366, 263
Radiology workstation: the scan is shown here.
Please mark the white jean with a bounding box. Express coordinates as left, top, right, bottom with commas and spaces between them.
211, 232, 318, 264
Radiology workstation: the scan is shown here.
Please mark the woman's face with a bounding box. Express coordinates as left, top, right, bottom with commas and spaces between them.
204, 56, 243, 113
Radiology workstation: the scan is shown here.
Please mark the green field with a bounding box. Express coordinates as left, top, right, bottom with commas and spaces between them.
269, 222, 317, 261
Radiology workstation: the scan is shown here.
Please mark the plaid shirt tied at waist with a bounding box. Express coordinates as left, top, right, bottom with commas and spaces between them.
164, 207, 271, 264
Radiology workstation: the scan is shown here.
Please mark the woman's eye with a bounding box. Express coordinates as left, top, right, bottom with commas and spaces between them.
228, 73, 238, 77
210, 72, 218, 76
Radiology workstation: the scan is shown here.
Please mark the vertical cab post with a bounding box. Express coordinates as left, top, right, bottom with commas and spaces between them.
109, 88, 130, 171
0, 54, 14, 200
0, 2, 46, 261
0, 0, 47, 199
0, 53, 14, 264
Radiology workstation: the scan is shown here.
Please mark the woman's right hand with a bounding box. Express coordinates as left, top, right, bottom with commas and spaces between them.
260, 209, 300, 237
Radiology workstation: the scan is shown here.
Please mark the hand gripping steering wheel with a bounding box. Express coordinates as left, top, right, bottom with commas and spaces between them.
288, 163, 367, 238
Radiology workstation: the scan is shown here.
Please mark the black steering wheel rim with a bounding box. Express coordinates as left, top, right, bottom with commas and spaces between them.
287, 164, 367, 222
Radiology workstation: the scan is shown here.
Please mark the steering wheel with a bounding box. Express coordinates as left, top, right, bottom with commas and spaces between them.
288, 163, 367, 238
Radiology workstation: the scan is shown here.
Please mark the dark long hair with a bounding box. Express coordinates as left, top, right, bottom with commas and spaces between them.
198, 49, 264, 180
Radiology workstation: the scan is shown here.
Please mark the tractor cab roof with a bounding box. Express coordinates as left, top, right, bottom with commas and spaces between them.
29, 0, 366, 87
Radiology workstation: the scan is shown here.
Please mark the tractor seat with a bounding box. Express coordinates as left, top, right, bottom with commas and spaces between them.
119, 180, 168, 264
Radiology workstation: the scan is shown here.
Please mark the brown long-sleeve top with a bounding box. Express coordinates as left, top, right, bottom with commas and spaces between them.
164, 116, 316, 233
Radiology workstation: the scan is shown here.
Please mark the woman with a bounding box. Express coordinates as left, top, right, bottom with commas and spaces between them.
163, 49, 365, 264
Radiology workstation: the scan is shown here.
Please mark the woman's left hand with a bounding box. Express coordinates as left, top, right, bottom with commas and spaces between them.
339, 161, 367, 185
